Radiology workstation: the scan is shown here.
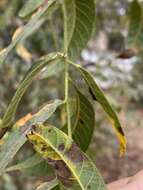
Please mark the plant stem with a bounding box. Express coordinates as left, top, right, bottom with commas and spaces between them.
62, 2, 72, 140
64, 62, 72, 139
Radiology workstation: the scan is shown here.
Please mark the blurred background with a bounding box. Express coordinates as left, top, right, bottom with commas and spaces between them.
0, 0, 143, 189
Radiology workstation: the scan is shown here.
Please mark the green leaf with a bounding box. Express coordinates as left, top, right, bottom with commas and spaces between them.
0, 0, 57, 66
27, 124, 106, 190
40, 60, 65, 80
72, 90, 95, 152
1, 53, 58, 129
19, 0, 46, 18
63, 0, 95, 59
0, 127, 27, 175
72, 64, 126, 156
28, 99, 64, 126
23, 160, 54, 177
6, 154, 43, 172
128, 0, 143, 48
36, 179, 59, 190
0, 99, 63, 174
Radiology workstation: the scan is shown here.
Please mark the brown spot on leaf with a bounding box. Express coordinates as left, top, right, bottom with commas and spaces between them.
54, 160, 71, 179
79, 118, 84, 125
0, 128, 9, 139
41, 146, 48, 152
58, 176, 73, 188
48, 159, 71, 179
58, 144, 65, 151
118, 127, 125, 136
31, 125, 37, 131
48, 129, 52, 133
87, 185, 91, 189
66, 143, 86, 163
89, 87, 97, 101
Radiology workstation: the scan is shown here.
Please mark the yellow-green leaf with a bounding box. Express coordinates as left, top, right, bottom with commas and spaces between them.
27, 124, 106, 190
0, 99, 63, 174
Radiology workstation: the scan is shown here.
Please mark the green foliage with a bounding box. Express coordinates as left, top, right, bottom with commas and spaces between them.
73, 90, 95, 151
6, 154, 42, 172
27, 124, 106, 190
19, 0, 46, 18
63, 0, 95, 60
0, 99, 63, 174
71, 63, 126, 155
0, 0, 58, 67
0, 0, 129, 189
128, 0, 143, 49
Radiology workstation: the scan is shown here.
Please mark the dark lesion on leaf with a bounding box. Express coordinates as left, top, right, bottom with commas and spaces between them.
48, 128, 52, 133
58, 144, 65, 151
89, 87, 97, 101
41, 144, 49, 152
79, 118, 84, 125
0, 127, 9, 139
87, 185, 91, 189
66, 143, 86, 163
118, 126, 125, 136
47, 159, 73, 187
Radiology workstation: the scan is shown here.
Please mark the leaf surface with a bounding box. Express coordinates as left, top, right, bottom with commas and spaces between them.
0, 0, 57, 66
73, 64, 126, 155
27, 125, 106, 190
19, 0, 46, 18
36, 179, 59, 190
63, 0, 95, 59
6, 154, 43, 172
0, 99, 63, 174
128, 0, 143, 49
0, 128, 26, 175
73, 90, 95, 151
1, 53, 58, 128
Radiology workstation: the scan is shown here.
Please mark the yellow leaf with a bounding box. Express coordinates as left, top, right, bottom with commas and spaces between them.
16, 113, 33, 127
12, 27, 32, 62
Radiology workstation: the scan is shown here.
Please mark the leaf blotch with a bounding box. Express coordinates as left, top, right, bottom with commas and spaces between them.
58, 144, 65, 151
66, 143, 86, 163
